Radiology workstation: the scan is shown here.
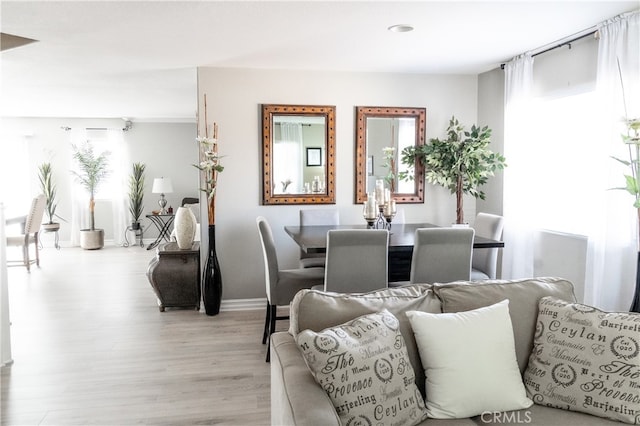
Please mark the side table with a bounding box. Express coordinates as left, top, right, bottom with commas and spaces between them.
146, 241, 200, 312
146, 214, 175, 250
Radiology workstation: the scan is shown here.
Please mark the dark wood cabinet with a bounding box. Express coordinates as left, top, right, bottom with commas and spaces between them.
146, 242, 200, 312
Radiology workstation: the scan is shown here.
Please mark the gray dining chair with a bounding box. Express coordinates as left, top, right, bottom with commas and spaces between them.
6, 194, 46, 272
256, 216, 324, 361
318, 229, 389, 293
410, 227, 475, 284
471, 213, 504, 280
298, 208, 339, 268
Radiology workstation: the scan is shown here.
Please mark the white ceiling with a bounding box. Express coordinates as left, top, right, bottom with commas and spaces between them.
1, 0, 637, 121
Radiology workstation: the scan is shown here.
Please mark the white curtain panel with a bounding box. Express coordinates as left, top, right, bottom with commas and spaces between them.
69, 128, 90, 247
502, 11, 640, 311
590, 11, 640, 310
502, 53, 534, 280
107, 128, 128, 246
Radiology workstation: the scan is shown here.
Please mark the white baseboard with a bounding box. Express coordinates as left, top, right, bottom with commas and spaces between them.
220, 298, 266, 312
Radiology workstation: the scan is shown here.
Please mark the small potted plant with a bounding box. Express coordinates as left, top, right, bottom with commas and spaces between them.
38, 162, 65, 232
127, 162, 146, 230
71, 141, 110, 250
400, 116, 506, 224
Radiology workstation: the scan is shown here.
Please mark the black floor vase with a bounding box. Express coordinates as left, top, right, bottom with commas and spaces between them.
203, 224, 222, 316
631, 251, 640, 313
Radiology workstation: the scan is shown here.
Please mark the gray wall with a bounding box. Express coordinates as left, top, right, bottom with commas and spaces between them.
477, 68, 505, 216
197, 68, 480, 300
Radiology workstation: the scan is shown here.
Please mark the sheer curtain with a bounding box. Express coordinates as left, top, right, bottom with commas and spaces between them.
502, 53, 534, 280
502, 12, 640, 311
107, 128, 129, 246
68, 128, 129, 246
591, 11, 640, 309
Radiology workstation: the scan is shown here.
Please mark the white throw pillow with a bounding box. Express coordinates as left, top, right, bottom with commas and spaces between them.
406, 299, 533, 418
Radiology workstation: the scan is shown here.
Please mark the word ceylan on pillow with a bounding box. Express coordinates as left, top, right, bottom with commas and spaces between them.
406, 299, 533, 418
296, 309, 428, 426
524, 296, 640, 424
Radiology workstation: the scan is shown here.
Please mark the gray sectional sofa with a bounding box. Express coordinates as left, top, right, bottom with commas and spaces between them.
270, 277, 638, 425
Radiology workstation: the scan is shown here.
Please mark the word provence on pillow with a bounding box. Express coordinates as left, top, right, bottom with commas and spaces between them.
296, 309, 428, 426
524, 296, 640, 424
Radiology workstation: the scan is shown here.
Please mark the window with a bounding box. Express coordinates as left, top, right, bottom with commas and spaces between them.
526, 90, 600, 235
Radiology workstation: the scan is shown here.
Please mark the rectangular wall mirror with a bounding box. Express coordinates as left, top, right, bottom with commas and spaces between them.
262, 104, 336, 205
355, 106, 426, 203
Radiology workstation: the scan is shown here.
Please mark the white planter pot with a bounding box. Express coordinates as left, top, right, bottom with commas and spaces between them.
174, 207, 197, 249
80, 229, 104, 250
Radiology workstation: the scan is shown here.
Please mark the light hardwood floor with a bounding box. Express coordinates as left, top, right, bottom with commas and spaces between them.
1, 244, 275, 425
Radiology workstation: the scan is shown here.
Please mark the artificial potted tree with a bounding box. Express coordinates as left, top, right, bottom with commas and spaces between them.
38, 162, 65, 232
400, 116, 506, 224
71, 141, 110, 250
127, 162, 146, 230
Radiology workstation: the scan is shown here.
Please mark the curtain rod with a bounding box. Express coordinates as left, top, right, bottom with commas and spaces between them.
60, 121, 132, 132
500, 28, 597, 70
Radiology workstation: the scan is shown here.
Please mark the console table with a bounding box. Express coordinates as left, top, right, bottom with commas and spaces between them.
146, 242, 200, 312
145, 214, 174, 250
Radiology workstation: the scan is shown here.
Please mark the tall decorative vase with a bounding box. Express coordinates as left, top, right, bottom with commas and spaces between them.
174, 206, 196, 249
203, 224, 222, 315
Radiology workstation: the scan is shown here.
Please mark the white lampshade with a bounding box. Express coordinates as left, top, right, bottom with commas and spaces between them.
152, 177, 173, 194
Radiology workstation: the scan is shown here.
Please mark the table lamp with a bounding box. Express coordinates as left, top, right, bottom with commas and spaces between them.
152, 177, 173, 214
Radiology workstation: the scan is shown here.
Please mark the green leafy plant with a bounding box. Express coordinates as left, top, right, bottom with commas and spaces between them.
127, 162, 146, 228
71, 141, 110, 231
400, 116, 506, 224
38, 162, 65, 224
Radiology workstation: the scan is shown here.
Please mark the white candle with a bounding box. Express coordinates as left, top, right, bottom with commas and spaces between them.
365, 193, 377, 219
375, 180, 384, 205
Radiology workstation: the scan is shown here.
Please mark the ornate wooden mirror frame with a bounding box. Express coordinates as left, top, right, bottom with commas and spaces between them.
355, 106, 426, 204
262, 104, 336, 205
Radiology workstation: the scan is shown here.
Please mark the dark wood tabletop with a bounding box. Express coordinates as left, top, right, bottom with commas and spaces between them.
284, 222, 504, 254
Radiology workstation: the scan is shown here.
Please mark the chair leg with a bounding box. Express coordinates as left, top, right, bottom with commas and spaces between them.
265, 304, 278, 363
24, 241, 30, 272
269, 305, 277, 338
262, 302, 271, 344
34, 233, 40, 267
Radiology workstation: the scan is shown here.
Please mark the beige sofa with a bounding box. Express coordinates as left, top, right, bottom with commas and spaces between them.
271, 277, 633, 425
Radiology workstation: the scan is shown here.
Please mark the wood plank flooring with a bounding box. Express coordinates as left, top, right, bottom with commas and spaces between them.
1, 244, 276, 425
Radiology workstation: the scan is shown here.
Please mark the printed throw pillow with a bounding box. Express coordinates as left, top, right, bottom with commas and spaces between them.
406, 299, 533, 418
296, 309, 428, 426
524, 296, 640, 424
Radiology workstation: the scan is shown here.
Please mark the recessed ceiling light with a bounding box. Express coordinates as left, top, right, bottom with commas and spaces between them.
388, 24, 414, 33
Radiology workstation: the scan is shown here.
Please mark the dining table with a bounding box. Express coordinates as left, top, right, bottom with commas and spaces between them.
284, 223, 504, 282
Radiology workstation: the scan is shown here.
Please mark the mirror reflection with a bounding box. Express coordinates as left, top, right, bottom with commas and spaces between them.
262, 104, 336, 205
273, 116, 326, 195
355, 106, 426, 203
366, 117, 416, 194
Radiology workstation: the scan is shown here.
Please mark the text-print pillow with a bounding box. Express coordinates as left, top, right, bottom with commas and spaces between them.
296, 309, 428, 426
524, 296, 640, 424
